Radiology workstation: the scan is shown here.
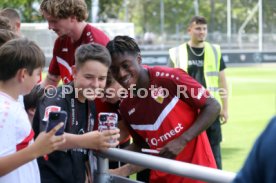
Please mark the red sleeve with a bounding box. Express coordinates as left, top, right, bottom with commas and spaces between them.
172, 68, 210, 108
90, 26, 110, 46
152, 67, 210, 109
48, 39, 60, 76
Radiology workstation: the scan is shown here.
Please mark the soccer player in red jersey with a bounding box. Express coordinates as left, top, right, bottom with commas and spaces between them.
39, 0, 109, 87
106, 36, 221, 183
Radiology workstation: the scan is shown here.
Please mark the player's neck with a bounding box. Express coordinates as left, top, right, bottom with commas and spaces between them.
70, 21, 87, 42
0, 80, 20, 100
188, 40, 204, 48
136, 68, 150, 90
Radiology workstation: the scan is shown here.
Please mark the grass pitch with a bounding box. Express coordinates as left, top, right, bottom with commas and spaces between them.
221, 65, 276, 172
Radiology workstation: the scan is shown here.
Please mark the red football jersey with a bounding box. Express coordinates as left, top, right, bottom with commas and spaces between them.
48, 24, 110, 84
119, 66, 216, 183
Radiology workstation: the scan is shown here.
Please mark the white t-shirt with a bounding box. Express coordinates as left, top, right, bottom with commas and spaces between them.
0, 92, 40, 183
17, 95, 25, 108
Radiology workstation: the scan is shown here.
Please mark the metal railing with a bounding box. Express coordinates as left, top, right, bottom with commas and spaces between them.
94, 148, 236, 183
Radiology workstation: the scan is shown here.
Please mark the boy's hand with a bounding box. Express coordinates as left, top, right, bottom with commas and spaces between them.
94, 128, 120, 151
31, 122, 65, 157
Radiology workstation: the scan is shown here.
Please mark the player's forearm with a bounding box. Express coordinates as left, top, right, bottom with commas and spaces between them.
220, 95, 228, 112
109, 163, 145, 177
124, 142, 141, 152
180, 97, 221, 143
118, 120, 130, 143
219, 71, 228, 111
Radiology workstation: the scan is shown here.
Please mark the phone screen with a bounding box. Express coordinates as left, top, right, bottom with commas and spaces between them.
98, 112, 118, 131
46, 111, 67, 135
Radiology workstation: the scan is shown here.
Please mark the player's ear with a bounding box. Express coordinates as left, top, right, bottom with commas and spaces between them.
137, 53, 142, 65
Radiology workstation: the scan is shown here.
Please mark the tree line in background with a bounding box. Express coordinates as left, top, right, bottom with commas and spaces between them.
0, 0, 275, 36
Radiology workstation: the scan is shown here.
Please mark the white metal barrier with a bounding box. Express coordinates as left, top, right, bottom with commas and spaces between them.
95, 148, 236, 183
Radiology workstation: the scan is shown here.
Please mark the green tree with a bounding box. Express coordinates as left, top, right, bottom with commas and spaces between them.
97, 0, 124, 22
1, 0, 275, 34
0, 0, 43, 22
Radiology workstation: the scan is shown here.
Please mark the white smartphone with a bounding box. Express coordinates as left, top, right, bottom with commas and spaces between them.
98, 112, 118, 131
141, 148, 160, 154
98, 112, 118, 143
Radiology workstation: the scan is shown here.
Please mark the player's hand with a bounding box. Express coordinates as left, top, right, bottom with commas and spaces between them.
109, 168, 127, 177
220, 109, 228, 124
157, 137, 186, 159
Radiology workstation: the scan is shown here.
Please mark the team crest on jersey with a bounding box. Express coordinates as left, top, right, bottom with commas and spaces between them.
43, 105, 61, 121
151, 87, 165, 104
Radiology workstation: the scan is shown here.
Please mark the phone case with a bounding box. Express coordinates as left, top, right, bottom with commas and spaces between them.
46, 111, 67, 135
98, 112, 118, 132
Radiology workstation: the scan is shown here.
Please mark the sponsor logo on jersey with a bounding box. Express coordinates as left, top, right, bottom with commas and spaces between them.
146, 123, 184, 147
43, 105, 61, 121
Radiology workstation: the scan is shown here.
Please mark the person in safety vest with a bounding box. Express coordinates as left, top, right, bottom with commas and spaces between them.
168, 15, 229, 169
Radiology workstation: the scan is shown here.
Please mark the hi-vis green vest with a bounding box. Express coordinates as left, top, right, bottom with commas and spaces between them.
169, 42, 221, 103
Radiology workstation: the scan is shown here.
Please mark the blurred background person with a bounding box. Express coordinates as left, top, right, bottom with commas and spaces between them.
169, 15, 228, 169
0, 8, 21, 35
0, 29, 18, 47
0, 16, 12, 30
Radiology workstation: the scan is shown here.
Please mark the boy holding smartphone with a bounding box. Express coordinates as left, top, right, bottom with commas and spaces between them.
0, 38, 65, 183
33, 43, 120, 183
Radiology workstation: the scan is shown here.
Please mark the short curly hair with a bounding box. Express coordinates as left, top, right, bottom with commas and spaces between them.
0, 16, 12, 31
40, 0, 88, 22
0, 29, 18, 47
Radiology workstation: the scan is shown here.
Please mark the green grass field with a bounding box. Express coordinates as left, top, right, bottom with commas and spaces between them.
221, 65, 276, 172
